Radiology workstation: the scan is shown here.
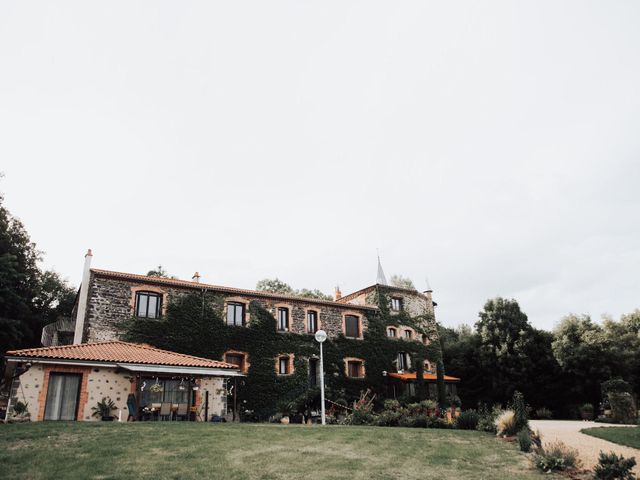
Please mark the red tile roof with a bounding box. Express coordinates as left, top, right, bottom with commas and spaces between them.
91, 269, 378, 310
6, 341, 238, 369
387, 372, 460, 382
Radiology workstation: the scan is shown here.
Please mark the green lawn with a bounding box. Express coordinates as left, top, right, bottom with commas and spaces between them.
581, 426, 640, 450
0, 422, 553, 480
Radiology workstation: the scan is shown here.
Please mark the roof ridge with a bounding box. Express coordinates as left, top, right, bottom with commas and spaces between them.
6, 341, 238, 369
128, 341, 230, 364
6, 340, 123, 355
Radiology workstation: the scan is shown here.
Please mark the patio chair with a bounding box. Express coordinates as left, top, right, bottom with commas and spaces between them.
175, 403, 189, 421
159, 402, 172, 421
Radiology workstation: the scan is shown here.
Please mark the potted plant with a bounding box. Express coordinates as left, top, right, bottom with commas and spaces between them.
92, 397, 117, 421
580, 403, 594, 421
9, 401, 30, 423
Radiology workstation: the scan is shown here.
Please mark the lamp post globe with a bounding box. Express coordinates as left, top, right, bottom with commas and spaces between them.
314, 330, 327, 343
314, 329, 327, 425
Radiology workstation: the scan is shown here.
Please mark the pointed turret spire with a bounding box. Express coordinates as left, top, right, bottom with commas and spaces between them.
376, 253, 388, 285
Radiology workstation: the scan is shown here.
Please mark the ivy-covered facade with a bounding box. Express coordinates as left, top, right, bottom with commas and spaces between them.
62, 268, 456, 421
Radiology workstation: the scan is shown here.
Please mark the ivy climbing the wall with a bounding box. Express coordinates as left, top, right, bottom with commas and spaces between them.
122, 285, 447, 420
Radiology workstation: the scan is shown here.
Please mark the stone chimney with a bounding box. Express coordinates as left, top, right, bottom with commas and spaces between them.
192, 272, 201, 283
73, 249, 93, 344
334, 286, 342, 301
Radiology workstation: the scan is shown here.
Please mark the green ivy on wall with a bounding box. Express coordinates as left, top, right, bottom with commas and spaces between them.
122, 286, 445, 420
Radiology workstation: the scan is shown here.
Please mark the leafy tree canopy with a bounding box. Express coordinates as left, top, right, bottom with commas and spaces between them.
256, 278, 294, 294
389, 274, 415, 290
0, 189, 76, 357
256, 278, 332, 301
146, 265, 176, 279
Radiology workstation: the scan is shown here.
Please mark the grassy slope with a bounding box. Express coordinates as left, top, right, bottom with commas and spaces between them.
0, 423, 552, 480
581, 426, 640, 450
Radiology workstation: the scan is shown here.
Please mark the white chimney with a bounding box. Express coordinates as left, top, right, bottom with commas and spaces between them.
73, 249, 93, 344
192, 272, 200, 283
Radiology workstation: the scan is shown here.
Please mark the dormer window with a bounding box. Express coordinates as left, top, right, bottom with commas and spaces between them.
277, 308, 290, 332
135, 292, 162, 318
391, 297, 403, 311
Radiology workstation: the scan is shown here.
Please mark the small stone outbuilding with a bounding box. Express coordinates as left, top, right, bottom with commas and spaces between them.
4, 341, 242, 422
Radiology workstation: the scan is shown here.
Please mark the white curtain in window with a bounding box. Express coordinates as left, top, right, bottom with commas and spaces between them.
44, 374, 80, 421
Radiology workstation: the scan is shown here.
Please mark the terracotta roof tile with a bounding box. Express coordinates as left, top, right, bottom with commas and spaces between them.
91, 269, 378, 310
6, 341, 238, 369
387, 372, 460, 382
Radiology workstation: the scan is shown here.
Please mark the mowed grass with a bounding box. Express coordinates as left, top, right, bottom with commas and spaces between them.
0, 422, 553, 480
581, 426, 640, 450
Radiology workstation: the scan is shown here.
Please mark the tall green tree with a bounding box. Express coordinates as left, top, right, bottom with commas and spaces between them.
0, 192, 76, 356
475, 298, 534, 403
552, 314, 613, 407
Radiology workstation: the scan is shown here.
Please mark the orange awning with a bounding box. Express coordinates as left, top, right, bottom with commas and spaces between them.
387, 372, 460, 382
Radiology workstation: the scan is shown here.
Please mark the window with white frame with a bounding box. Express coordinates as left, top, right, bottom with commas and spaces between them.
387, 327, 397, 338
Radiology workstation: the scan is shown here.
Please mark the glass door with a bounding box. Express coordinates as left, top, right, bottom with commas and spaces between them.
44, 373, 81, 420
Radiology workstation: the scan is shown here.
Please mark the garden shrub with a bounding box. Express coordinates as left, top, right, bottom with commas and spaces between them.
424, 415, 452, 429
511, 390, 529, 432
455, 410, 479, 430
593, 451, 637, 480
374, 410, 403, 427
496, 410, 518, 437
398, 414, 429, 428
608, 393, 637, 424
383, 399, 401, 412
517, 428, 532, 453
580, 403, 595, 420
533, 441, 581, 473
534, 407, 552, 420
476, 404, 499, 433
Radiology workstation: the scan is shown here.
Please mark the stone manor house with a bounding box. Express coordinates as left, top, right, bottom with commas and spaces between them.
27, 250, 458, 421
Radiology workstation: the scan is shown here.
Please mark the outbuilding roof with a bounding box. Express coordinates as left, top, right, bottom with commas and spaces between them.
5, 341, 238, 370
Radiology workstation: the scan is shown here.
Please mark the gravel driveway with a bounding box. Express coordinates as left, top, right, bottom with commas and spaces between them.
530, 420, 639, 472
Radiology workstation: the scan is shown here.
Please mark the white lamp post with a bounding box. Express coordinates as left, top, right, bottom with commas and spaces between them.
314, 329, 327, 425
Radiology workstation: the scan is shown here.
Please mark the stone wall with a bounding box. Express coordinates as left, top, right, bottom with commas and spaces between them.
199, 377, 226, 419
83, 367, 133, 421
9, 364, 45, 420
83, 272, 373, 343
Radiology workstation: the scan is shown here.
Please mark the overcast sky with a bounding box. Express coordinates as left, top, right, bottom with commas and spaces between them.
1, 1, 639, 330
